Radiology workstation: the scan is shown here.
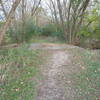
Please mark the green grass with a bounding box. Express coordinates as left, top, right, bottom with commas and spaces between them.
0, 44, 44, 100
74, 50, 100, 100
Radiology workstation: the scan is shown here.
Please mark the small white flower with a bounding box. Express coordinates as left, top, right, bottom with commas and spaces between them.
21, 82, 24, 84
15, 88, 19, 92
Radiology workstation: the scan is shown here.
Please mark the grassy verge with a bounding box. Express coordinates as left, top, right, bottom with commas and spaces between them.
0, 44, 44, 100
74, 49, 100, 100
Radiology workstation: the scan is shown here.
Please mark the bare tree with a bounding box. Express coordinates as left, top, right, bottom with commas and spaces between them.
0, 0, 22, 45
31, 0, 42, 16
50, 0, 59, 25
48, 0, 90, 44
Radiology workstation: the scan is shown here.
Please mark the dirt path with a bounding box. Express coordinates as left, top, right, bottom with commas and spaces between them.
30, 43, 81, 100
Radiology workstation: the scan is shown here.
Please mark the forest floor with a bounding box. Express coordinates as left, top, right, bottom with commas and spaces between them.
30, 43, 100, 100
0, 43, 100, 100
30, 43, 79, 100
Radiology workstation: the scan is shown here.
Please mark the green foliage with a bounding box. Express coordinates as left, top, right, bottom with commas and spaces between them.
7, 18, 41, 43
41, 24, 62, 37
78, 26, 91, 37
4, 3, 100, 46
78, 12, 100, 37
6, 21, 22, 43
0, 44, 43, 100
6, 22, 64, 44
0, 21, 4, 27
24, 18, 41, 41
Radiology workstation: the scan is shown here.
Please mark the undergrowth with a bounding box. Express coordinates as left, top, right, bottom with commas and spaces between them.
75, 49, 100, 100
0, 44, 43, 100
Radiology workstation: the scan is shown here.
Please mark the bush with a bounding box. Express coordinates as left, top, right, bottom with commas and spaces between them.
24, 18, 41, 41
7, 18, 41, 43
6, 21, 64, 44
41, 24, 62, 37
77, 20, 100, 49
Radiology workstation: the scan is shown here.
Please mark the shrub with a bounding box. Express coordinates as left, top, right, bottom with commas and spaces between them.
41, 24, 62, 37
6, 18, 41, 43
24, 18, 41, 41
77, 18, 100, 48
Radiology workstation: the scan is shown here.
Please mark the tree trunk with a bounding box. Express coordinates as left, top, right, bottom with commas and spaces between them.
56, 0, 67, 40
0, 0, 21, 45
0, 0, 7, 17
51, 0, 59, 25
22, 0, 25, 42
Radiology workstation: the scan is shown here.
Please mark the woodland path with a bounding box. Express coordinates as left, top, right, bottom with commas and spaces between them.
30, 43, 83, 100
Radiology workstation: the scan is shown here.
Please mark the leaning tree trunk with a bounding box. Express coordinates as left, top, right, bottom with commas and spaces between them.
0, 0, 21, 45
